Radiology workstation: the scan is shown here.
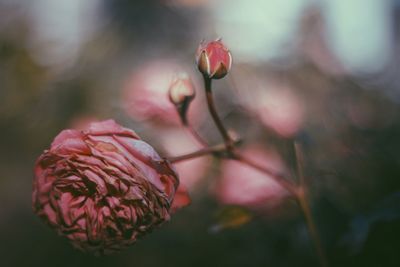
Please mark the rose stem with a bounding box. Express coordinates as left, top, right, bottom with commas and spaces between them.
294, 143, 328, 267
202, 75, 298, 196
183, 122, 209, 147
168, 140, 240, 163
203, 76, 234, 150
174, 97, 209, 147
181, 70, 327, 266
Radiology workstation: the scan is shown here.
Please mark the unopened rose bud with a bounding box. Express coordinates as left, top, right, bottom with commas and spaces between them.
169, 73, 195, 105
168, 72, 195, 124
196, 39, 232, 79
227, 129, 240, 143
32, 120, 190, 254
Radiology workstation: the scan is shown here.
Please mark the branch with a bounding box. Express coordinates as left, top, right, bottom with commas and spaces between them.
294, 142, 329, 267
168, 139, 241, 164
203, 76, 234, 149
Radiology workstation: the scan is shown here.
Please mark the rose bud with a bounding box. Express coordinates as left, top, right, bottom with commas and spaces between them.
196, 39, 232, 79
32, 119, 190, 254
122, 60, 204, 127
168, 72, 195, 124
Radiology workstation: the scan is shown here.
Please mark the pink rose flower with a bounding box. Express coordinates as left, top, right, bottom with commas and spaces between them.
32, 120, 189, 254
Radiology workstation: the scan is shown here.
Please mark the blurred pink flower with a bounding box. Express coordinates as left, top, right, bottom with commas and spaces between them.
33, 120, 189, 254
254, 86, 304, 137
122, 60, 203, 126
232, 74, 304, 137
215, 146, 289, 211
161, 129, 211, 192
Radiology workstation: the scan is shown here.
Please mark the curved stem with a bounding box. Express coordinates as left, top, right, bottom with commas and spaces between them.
168, 140, 241, 164
168, 146, 217, 163
203, 76, 233, 149
295, 143, 328, 267
174, 71, 327, 266
294, 142, 306, 185
173, 96, 209, 148
297, 189, 328, 267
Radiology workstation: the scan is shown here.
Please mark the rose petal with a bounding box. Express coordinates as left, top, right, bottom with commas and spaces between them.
86, 119, 140, 139
170, 184, 191, 213
51, 130, 90, 155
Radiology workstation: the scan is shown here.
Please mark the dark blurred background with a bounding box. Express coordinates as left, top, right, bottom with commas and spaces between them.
1, 0, 400, 266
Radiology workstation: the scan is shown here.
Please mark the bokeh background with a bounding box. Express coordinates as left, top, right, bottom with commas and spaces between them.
1, 0, 400, 266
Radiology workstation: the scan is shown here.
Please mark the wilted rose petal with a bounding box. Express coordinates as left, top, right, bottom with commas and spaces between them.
33, 119, 190, 254
170, 184, 191, 213
215, 146, 289, 210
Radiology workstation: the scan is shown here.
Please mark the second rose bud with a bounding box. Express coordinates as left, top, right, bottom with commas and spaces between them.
168, 72, 196, 124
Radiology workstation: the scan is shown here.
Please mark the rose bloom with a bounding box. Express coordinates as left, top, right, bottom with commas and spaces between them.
122, 60, 203, 126
32, 120, 189, 254
215, 146, 289, 212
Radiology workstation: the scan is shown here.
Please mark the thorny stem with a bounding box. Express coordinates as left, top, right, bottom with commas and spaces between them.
203, 76, 234, 150
295, 143, 329, 267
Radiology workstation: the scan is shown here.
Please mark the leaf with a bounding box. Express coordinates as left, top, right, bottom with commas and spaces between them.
209, 206, 253, 233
